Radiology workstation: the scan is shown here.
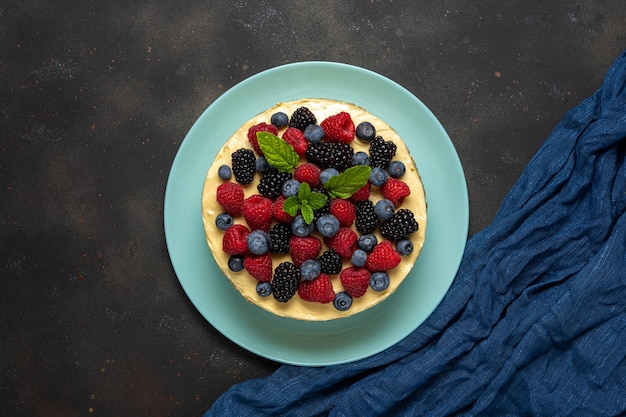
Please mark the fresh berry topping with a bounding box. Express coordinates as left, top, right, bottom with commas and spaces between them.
294, 163, 321, 188
370, 271, 390, 291
304, 124, 324, 143
247, 123, 278, 155
282, 127, 309, 156
289, 106, 317, 131
333, 291, 353, 311
244, 254, 273, 281
354, 200, 380, 234
281, 179, 301, 198
387, 160, 406, 178
365, 240, 401, 272
228, 255, 244, 272
268, 223, 291, 254
380, 208, 419, 241
256, 281, 273, 297
231, 148, 256, 184
272, 195, 294, 223
381, 177, 410, 207
320, 112, 355, 144
270, 112, 289, 128
300, 259, 321, 281
315, 213, 340, 238
352, 151, 370, 166
291, 215, 314, 237
215, 213, 234, 230
369, 166, 388, 187
257, 169, 292, 199
218, 164, 232, 180
329, 199, 356, 227
351, 249, 367, 267
222, 224, 250, 256
355, 121, 376, 141
289, 235, 322, 266
320, 168, 339, 185
324, 227, 358, 258
247, 230, 270, 255
298, 273, 336, 303
255, 156, 270, 174
374, 198, 395, 221
242, 194, 273, 231
339, 267, 370, 298
369, 136, 397, 169
396, 239, 414, 256
305, 142, 354, 172
317, 249, 343, 275
271, 262, 301, 303
349, 182, 371, 202
216, 182, 244, 216
357, 233, 378, 252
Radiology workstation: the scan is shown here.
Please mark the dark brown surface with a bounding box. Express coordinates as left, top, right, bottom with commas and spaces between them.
1, 1, 624, 416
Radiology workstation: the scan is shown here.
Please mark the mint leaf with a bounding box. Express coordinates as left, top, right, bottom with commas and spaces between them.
297, 182, 312, 201
301, 204, 314, 224
324, 165, 372, 199
282, 196, 301, 216
257, 132, 299, 172
307, 191, 328, 211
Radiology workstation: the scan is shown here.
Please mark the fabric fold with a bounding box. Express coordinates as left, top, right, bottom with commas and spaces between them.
206, 50, 626, 417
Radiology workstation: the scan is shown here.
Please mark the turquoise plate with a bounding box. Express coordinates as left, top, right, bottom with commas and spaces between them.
164, 62, 468, 366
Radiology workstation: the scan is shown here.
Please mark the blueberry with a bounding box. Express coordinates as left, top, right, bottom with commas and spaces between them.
396, 239, 414, 256
387, 161, 406, 178
304, 124, 324, 143
270, 112, 289, 128
282, 179, 301, 197
352, 151, 370, 166
300, 259, 321, 281
218, 164, 232, 180
333, 291, 353, 311
358, 234, 378, 252
370, 272, 390, 291
351, 249, 367, 267
215, 212, 234, 230
228, 255, 244, 272
356, 121, 376, 141
247, 230, 270, 255
320, 168, 339, 185
255, 156, 270, 174
256, 281, 273, 297
374, 199, 395, 221
316, 214, 340, 238
369, 167, 388, 187
291, 215, 314, 237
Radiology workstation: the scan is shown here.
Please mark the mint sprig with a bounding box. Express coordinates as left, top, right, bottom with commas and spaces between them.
324, 165, 371, 199
256, 132, 299, 172
283, 182, 327, 224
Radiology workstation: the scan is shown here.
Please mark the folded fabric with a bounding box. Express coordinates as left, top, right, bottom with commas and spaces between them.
205, 50, 626, 417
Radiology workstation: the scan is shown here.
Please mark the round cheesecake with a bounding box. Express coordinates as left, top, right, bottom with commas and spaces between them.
202, 98, 427, 321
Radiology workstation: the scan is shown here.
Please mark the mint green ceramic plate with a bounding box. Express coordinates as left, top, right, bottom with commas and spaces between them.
164, 62, 468, 366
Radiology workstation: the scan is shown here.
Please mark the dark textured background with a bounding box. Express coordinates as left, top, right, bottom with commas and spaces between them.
1, 1, 624, 416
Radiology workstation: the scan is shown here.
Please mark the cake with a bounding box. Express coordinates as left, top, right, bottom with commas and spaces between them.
201, 98, 427, 321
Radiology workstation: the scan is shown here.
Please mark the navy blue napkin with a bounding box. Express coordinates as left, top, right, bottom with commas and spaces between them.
205, 50, 626, 417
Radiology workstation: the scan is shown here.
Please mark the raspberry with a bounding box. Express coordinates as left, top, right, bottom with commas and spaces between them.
305, 142, 354, 172
317, 249, 343, 275
289, 107, 317, 131
365, 240, 401, 272
350, 182, 371, 203
282, 127, 308, 156
272, 195, 294, 223
339, 267, 370, 298
272, 262, 301, 303
380, 208, 419, 241
268, 223, 291, 254
320, 112, 355, 144
329, 198, 356, 227
294, 163, 321, 188
369, 136, 397, 169
324, 227, 358, 258
244, 254, 273, 281
222, 224, 250, 256
247, 122, 278, 155
298, 273, 336, 303
257, 169, 292, 199
289, 235, 322, 266
242, 194, 273, 231
216, 182, 244, 216
354, 200, 380, 234
381, 177, 410, 207
231, 148, 256, 185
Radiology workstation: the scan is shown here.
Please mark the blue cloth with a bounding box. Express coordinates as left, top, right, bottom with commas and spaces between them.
206, 50, 626, 417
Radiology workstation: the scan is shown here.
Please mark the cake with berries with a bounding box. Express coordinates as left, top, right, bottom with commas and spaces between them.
202, 98, 427, 321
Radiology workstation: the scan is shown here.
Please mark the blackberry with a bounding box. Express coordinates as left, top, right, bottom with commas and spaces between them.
317, 249, 342, 275
380, 208, 419, 241
305, 142, 354, 172
354, 200, 380, 234
257, 169, 292, 199
289, 106, 317, 131
268, 223, 291, 254
369, 136, 397, 169
312, 187, 331, 222
272, 262, 301, 303
231, 148, 256, 185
